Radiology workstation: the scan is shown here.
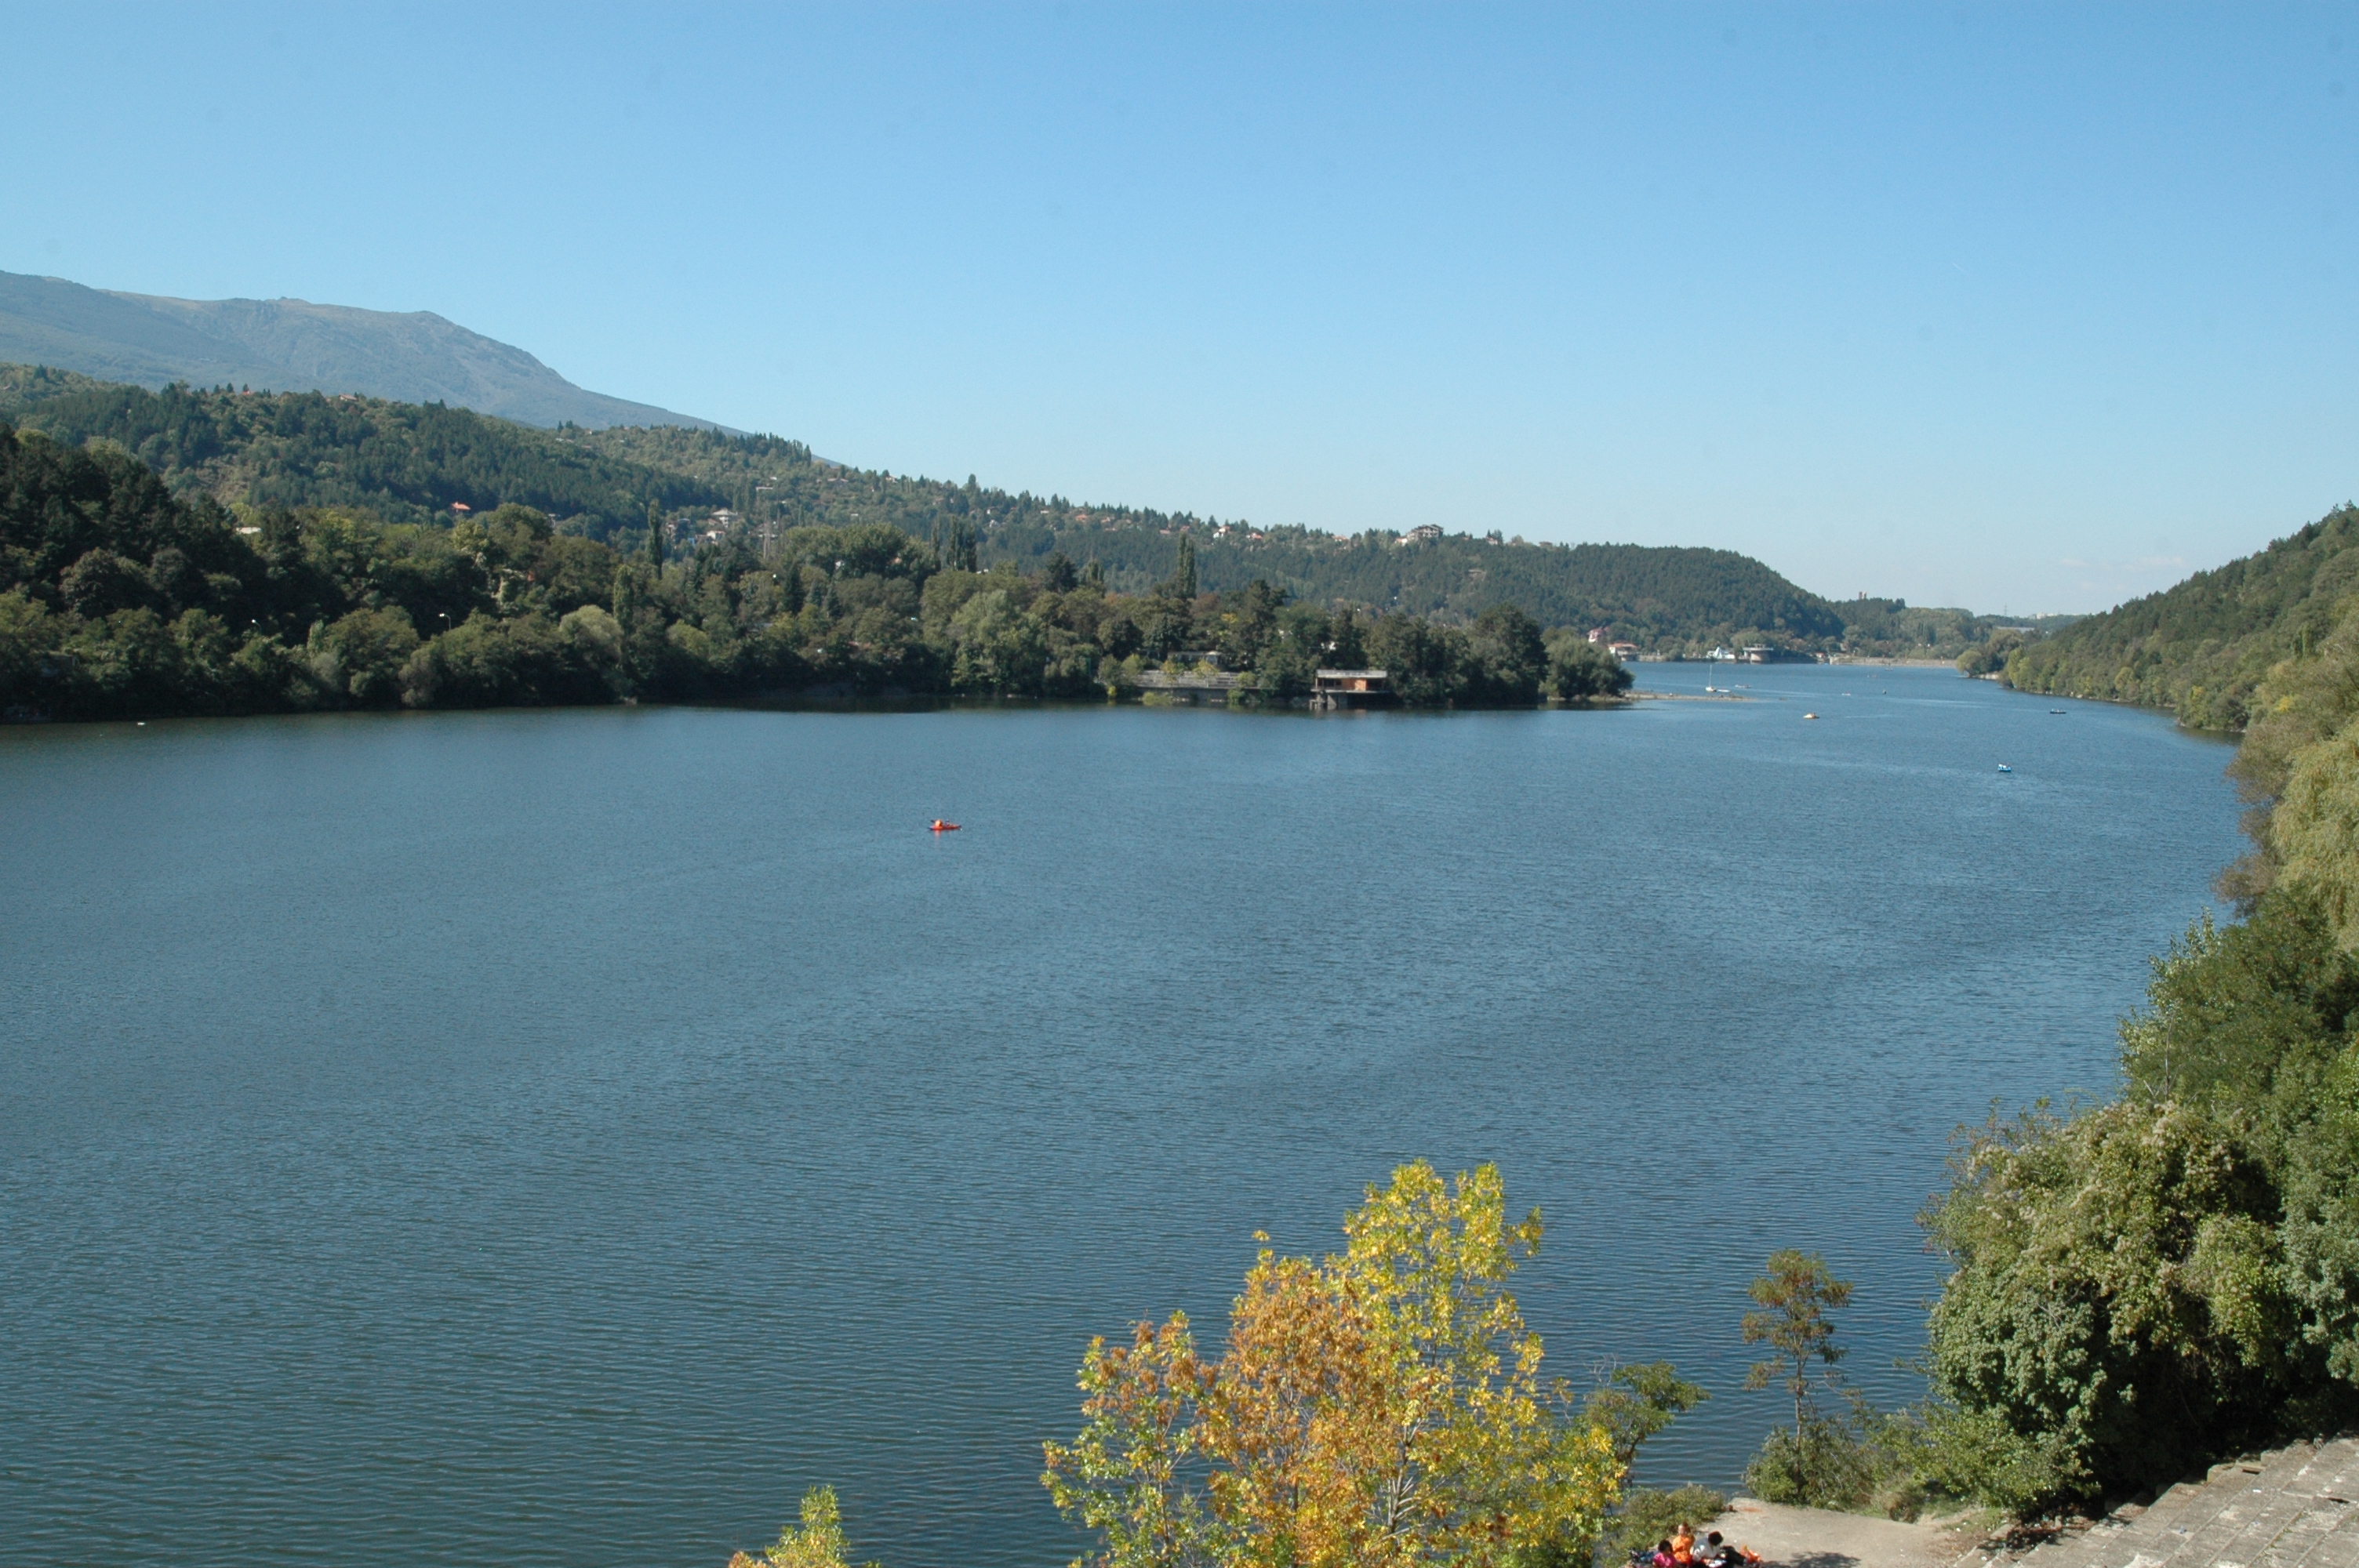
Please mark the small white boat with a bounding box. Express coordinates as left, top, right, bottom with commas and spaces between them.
1997, 764, 2012, 773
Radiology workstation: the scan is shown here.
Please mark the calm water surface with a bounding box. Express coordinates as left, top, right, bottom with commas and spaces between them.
0, 666, 2241, 1568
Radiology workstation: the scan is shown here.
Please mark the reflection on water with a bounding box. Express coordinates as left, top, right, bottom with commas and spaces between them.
0, 667, 2240, 1568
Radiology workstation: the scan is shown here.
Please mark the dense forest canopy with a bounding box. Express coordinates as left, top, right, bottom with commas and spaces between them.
0, 362, 2016, 660
0, 418, 1634, 720
0, 364, 718, 534
1996, 503, 2359, 730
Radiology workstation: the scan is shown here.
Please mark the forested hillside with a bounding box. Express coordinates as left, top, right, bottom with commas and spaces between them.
2000, 503, 2359, 730
0, 367, 722, 534
573, 423, 1860, 651
2, 362, 2018, 658
0, 419, 1638, 720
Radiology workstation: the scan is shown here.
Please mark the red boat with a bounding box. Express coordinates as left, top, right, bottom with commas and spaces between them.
929, 820, 961, 832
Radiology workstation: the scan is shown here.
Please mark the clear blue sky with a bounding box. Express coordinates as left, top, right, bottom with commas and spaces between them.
8, 3, 2355, 612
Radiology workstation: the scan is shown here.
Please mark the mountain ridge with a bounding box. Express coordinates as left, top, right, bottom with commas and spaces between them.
0, 270, 723, 433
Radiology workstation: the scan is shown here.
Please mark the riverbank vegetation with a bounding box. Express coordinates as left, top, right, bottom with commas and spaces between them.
1894, 587, 2359, 1517
0, 419, 1634, 720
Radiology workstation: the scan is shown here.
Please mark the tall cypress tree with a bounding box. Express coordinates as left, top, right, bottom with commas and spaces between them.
645, 503, 664, 572
1176, 534, 1198, 599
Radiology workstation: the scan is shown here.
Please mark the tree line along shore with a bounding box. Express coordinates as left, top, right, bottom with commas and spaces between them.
0, 421, 1634, 720
0, 362, 2047, 677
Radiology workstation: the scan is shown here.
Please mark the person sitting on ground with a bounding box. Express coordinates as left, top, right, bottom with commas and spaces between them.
1650, 1539, 1677, 1568
1670, 1523, 1696, 1564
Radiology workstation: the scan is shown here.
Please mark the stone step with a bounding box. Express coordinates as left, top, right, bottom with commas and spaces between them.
2165, 1492, 2276, 1568
2264, 1501, 2349, 1568
2289, 1508, 2359, 1568
2299, 1440, 2359, 1503
2085, 1476, 2269, 1568
2205, 1468, 2328, 1568
2124, 1482, 2228, 1547
2001, 1438, 2359, 1568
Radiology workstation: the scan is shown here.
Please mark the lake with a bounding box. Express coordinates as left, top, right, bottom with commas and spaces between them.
0, 666, 2242, 1568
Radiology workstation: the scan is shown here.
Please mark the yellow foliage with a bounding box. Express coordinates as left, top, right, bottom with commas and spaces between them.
1045, 1162, 1620, 1568
729, 1486, 874, 1568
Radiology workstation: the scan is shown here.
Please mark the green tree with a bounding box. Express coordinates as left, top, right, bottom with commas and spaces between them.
1921, 1099, 2294, 1504
1469, 603, 1547, 703
307, 605, 420, 706
1583, 1363, 1717, 1555
1742, 1251, 1854, 1501
729, 1486, 879, 1568
1543, 634, 1633, 700
1583, 1361, 1708, 1471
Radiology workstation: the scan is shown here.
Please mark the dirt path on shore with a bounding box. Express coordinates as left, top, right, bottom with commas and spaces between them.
1702, 1497, 1982, 1568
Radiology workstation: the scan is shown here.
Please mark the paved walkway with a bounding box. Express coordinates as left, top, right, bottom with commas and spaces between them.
2001, 1436, 2359, 1568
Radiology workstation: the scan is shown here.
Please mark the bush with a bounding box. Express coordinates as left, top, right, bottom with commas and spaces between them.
1881, 1403, 2070, 1520
1744, 1410, 1880, 1511
1545, 633, 1635, 699
1607, 1484, 1731, 1555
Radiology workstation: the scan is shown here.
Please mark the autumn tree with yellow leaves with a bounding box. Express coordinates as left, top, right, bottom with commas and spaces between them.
729, 1486, 877, 1568
1043, 1162, 1623, 1568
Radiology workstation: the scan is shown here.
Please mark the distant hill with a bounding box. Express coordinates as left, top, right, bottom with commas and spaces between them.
0, 270, 720, 431
0, 366, 726, 536
1, 362, 2005, 652
2003, 502, 2359, 730
583, 424, 2037, 655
